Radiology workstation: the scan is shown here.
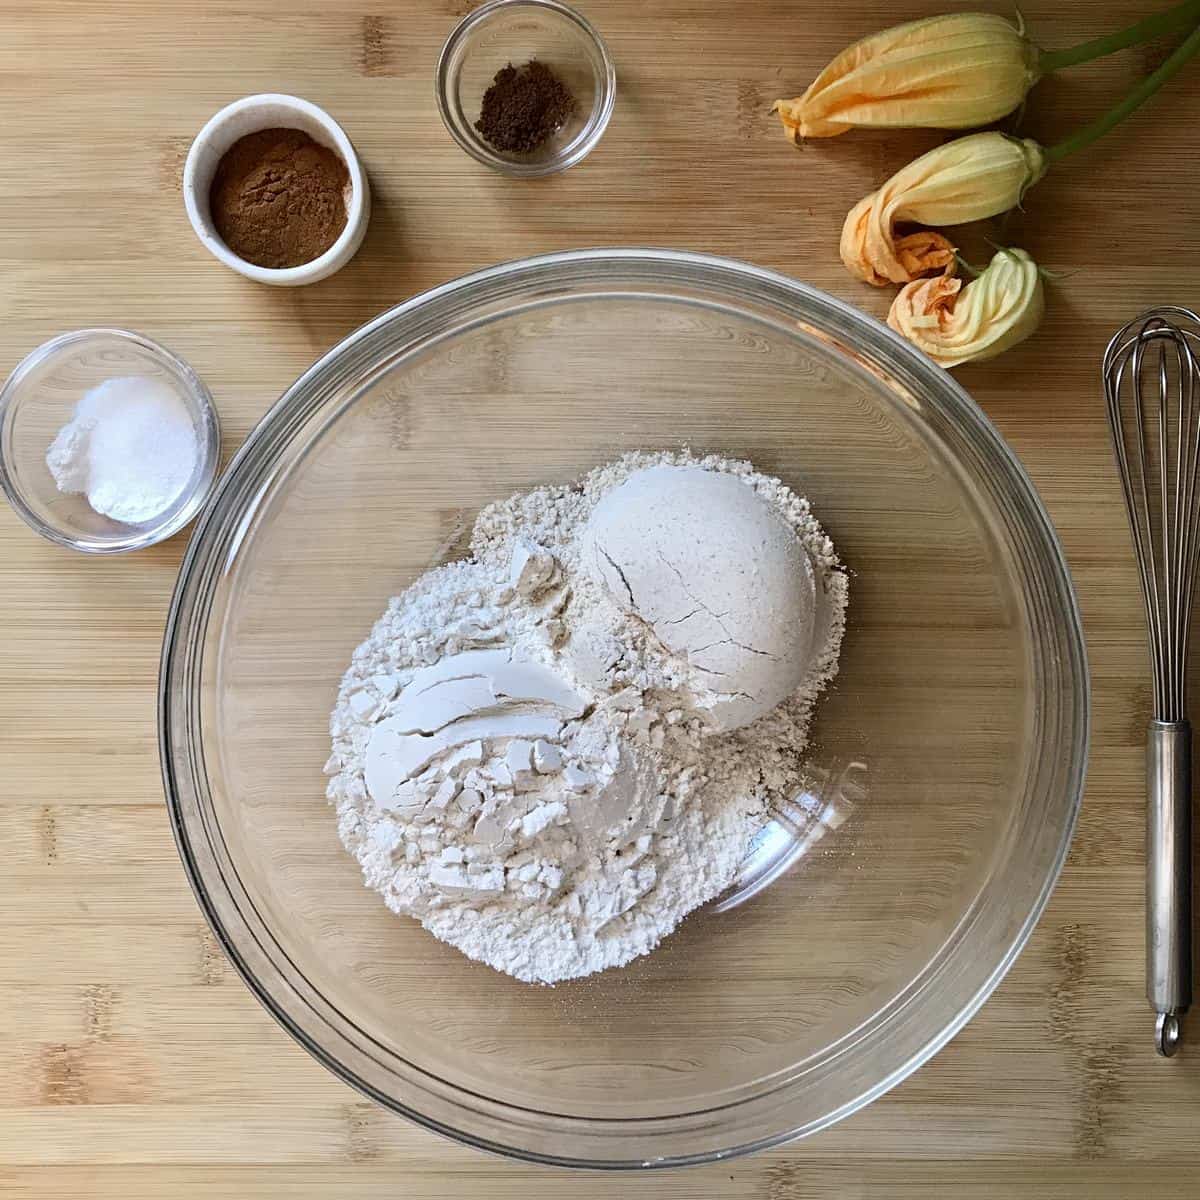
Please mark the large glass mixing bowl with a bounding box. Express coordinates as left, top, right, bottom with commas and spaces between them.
160, 249, 1088, 1167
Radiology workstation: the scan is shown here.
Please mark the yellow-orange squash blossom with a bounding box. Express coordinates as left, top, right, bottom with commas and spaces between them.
774, 12, 1039, 140
840, 132, 1047, 286
887, 247, 1044, 368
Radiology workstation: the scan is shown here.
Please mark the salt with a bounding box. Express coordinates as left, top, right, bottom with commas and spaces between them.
45, 375, 199, 525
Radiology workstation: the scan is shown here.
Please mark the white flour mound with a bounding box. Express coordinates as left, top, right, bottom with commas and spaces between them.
578, 464, 823, 732
327, 450, 848, 984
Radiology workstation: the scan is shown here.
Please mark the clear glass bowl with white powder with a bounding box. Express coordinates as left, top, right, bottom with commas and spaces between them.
160, 250, 1088, 1167
0, 329, 219, 553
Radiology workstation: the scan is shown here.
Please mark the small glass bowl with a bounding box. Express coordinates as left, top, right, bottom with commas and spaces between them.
436, 0, 615, 177
0, 329, 220, 554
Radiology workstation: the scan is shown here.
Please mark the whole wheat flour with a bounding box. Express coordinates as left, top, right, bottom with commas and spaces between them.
327, 450, 848, 983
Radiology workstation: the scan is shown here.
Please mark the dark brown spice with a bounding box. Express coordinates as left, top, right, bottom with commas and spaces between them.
209, 128, 350, 269
475, 60, 577, 154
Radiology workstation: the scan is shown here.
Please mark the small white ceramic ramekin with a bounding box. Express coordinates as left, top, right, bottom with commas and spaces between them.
184, 94, 370, 287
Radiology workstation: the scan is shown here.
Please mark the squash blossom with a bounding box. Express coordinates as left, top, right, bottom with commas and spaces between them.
773, 13, 1038, 140
887, 248, 1044, 368
840, 132, 1046, 286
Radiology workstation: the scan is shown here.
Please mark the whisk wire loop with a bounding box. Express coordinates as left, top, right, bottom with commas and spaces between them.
1104, 307, 1200, 724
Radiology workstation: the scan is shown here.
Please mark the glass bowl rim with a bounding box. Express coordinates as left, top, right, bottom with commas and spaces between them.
159, 247, 1089, 1168
434, 0, 617, 178
0, 326, 221, 554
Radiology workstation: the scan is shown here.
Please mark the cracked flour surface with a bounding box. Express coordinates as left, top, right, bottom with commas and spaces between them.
327, 450, 848, 983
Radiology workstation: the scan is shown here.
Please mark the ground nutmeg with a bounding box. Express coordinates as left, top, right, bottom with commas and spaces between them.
475, 60, 577, 154
210, 128, 350, 270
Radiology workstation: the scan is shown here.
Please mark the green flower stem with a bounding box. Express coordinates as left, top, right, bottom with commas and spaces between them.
1045, 20, 1200, 163
1039, 0, 1200, 73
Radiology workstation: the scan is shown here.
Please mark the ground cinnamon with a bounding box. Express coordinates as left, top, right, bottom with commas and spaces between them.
475, 61, 577, 154
210, 128, 349, 269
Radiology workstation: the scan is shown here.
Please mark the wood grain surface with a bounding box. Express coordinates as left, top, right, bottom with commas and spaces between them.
1, 0, 1198, 1195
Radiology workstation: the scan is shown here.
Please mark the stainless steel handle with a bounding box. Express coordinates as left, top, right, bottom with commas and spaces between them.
1147, 719, 1192, 1056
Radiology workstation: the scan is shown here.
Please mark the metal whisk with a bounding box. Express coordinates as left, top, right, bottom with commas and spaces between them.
1103, 306, 1200, 1056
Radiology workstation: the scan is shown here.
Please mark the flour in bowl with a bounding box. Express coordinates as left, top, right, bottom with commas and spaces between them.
326, 450, 848, 983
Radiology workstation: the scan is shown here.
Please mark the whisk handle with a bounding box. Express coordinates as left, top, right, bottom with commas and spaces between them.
1147, 719, 1192, 1056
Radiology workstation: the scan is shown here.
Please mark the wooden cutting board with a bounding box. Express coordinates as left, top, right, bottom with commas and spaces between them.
2, 1, 1199, 1195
